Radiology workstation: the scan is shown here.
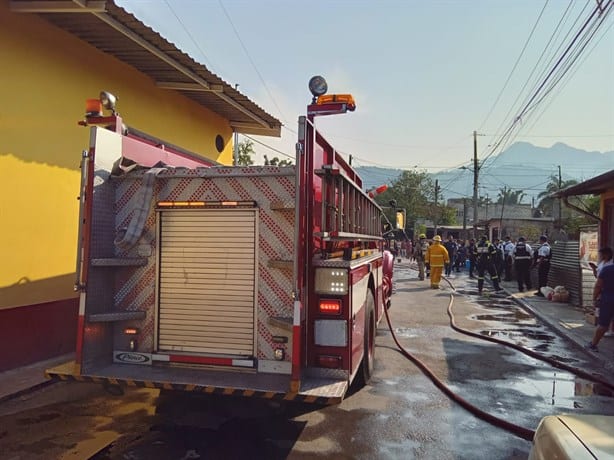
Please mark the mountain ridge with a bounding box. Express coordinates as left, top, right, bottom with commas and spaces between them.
356, 142, 613, 204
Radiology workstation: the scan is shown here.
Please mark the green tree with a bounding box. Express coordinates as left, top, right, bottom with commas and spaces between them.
376, 171, 436, 228
438, 206, 458, 226
264, 154, 293, 166
560, 194, 600, 238
237, 139, 255, 166
536, 176, 602, 237
537, 175, 578, 216
496, 186, 526, 205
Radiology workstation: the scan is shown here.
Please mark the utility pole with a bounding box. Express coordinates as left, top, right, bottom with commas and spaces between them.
233, 84, 239, 165
558, 165, 562, 228
473, 130, 479, 239
434, 179, 439, 236
463, 198, 467, 233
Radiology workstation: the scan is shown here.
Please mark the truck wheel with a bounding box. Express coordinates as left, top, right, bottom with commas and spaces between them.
358, 291, 376, 385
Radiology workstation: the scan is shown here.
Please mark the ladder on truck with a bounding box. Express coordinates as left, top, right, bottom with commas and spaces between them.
299, 112, 383, 260
316, 165, 383, 245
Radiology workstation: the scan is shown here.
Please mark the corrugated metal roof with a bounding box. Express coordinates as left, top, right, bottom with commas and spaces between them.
553, 169, 614, 198
10, 0, 281, 137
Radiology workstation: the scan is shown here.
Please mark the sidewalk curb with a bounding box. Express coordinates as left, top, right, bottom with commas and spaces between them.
0, 353, 73, 405
0, 379, 56, 406
504, 288, 606, 367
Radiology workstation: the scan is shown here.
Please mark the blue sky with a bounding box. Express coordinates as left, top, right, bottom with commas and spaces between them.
116, 0, 613, 173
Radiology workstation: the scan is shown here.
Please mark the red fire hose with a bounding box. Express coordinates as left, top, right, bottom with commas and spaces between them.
384, 269, 614, 441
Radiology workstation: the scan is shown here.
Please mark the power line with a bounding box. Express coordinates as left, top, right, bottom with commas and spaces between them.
482, 0, 580, 159
491, 2, 613, 164
522, 7, 613, 118
242, 134, 294, 160
218, 0, 290, 126
482, 133, 614, 138
477, 0, 550, 132
162, 0, 221, 75
481, 1, 612, 170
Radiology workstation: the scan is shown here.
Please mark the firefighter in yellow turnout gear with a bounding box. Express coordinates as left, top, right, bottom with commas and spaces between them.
426, 235, 449, 289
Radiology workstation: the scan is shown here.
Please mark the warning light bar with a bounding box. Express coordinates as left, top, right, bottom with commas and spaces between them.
316, 94, 356, 111
156, 200, 257, 209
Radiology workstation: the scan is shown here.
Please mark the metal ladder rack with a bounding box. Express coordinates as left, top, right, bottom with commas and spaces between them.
314, 165, 383, 242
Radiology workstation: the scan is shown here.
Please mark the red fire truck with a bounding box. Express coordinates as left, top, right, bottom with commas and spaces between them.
47, 78, 394, 404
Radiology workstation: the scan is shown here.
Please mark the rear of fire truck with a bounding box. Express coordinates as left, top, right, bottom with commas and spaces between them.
46, 79, 393, 404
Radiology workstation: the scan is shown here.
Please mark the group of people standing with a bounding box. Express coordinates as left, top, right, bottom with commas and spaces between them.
396, 232, 614, 354
408, 233, 552, 295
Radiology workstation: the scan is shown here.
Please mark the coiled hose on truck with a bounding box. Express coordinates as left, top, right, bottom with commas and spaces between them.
382, 271, 614, 442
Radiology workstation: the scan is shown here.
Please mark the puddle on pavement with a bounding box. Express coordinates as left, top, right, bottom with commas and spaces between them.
506, 370, 614, 408
392, 327, 420, 338
545, 354, 579, 364
479, 328, 554, 342
480, 328, 556, 352
476, 299, 516, 308
473, 311, 533, 322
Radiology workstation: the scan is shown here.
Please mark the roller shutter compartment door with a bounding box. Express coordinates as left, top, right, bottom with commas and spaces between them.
158, 209, 256, 356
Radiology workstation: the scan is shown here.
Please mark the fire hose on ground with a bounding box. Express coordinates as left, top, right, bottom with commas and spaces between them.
382, 266, 614, 442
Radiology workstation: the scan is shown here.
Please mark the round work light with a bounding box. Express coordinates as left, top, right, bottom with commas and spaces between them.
308, 76, 328, 98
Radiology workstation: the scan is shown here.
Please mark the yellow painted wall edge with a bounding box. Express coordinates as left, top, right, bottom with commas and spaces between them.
0, 3, 233, 309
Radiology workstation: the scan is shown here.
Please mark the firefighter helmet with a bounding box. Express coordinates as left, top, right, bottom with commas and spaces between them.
419, 234, 426, 239
433, 235, 442, 242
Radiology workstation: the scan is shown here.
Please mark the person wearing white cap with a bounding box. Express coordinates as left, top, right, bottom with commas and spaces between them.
534, 235, 551, 296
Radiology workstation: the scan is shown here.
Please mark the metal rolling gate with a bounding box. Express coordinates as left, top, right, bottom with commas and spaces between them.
157, 208, 257, 356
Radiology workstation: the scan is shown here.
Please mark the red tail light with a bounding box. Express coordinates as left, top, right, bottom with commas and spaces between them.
319, 299, 341, 315
317, 355, 342, 369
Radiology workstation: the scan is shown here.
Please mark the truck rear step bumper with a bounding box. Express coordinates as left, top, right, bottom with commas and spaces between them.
45, 361, 347, 405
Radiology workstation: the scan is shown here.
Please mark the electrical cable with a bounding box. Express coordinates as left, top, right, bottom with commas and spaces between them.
162, 0, 222, 76
522, 6, 614, 123
481, 0, 581, 160
382, 263, 614, 442
480, 1, 608, 170
242, 134, 294, 160
218, 0, 290, 126
486, 4, 611, 168
477, 0, 550, 133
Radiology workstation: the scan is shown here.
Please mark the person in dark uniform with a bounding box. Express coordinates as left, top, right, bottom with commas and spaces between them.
534, 235, 551, 296
474, 235, 502, 294
468, 238, 477, 278
443, 235, 457, 276
513, 237, 533, 292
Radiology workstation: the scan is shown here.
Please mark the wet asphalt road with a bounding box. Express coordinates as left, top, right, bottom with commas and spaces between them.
1, 261, 614, 459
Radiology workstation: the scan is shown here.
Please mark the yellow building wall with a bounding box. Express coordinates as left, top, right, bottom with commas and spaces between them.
0, 4, 233, 309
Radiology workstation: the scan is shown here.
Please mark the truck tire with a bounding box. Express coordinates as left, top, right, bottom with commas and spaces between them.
358, 290, 376, 385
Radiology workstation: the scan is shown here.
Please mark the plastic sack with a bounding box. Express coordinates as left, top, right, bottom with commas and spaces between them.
550, 285, 569, 302
551, 292, 570, 302
540, 286, 555, 299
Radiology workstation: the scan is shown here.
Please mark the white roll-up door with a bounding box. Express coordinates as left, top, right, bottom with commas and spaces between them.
157, 209, 256, 356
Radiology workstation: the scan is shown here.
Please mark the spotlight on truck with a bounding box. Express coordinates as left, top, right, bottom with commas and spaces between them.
99, 91, 118, 113
308, 75, 328, 101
